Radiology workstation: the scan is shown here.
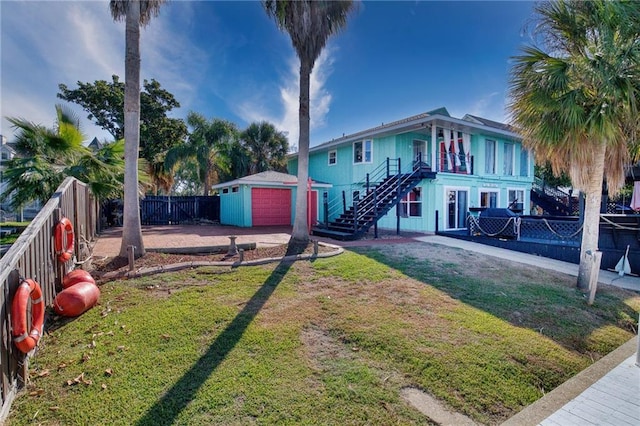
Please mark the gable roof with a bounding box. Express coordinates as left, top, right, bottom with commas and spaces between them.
462, 114, 516, 132
301, 106, 521, 156
212, 171, 331, 189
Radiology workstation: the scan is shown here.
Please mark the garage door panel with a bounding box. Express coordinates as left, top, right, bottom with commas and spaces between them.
252, 188, 291, 226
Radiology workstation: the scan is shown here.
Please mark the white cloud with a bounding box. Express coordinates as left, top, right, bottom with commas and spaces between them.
0, 2, 122, 140
235, 47, 336, 150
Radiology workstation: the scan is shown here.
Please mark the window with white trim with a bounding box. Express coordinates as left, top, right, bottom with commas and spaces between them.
503, 142, 514, 175
479, 190, 498, 208
353, 140, 372, 164
519, 148, 529, 177
508, 189, 525, 211
328, 150, 337, 166
485, 139, 496, 174
399, 187, 422, 217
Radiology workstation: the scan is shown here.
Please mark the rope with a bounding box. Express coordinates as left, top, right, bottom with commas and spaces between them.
468, 216, 519, 237
599, 215, 640, 231
541, 219, 584, 238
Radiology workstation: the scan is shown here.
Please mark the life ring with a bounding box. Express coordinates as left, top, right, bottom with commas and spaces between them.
54, 217, 74, 263
11, 279, 45, 354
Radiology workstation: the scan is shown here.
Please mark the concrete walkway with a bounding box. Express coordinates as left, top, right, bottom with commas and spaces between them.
91, 227, 639, 424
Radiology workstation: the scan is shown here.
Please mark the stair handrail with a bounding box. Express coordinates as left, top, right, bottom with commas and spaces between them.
532, 177, 577, 214
323, 158, 401, 222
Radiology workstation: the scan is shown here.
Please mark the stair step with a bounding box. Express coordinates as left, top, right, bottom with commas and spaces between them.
311, 228, 359, 241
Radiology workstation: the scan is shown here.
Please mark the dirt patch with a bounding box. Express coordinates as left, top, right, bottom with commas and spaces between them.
91, 242, 335, 277
401, 387, 478, 426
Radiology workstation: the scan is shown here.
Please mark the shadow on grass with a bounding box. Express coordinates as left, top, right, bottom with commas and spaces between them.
135, 259, 294, 426
349, 243, 639, 352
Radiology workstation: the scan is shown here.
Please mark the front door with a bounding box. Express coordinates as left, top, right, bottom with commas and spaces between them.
446, 188, 469, 230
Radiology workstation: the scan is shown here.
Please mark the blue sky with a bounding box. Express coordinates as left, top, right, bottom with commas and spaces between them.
1, 0, 536, 149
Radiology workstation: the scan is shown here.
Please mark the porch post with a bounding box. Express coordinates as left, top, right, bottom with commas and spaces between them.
431, 125, 437, 172
323, 192, 329, 226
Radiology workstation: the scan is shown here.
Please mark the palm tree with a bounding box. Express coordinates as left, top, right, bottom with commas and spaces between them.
1, 106, 128, 208
1, 105, 87, 209
509, 0, 640, 290
241, 121, 289, 174
164, 113, 238, 196
110, 0, 165, 258
263, 0, 355, 250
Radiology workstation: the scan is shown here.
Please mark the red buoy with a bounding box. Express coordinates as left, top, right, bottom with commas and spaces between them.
62, 269, 95, 289
54, 281, 100, 317
11, 279, 45, 353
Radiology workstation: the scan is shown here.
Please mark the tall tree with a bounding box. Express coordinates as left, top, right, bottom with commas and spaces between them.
263, 0, 355, 250
58, 75, 187, 192
1, 106, 127, 209
241, 121, 289, 174
509, 0, 640, 290
164, 112, 238, 196
110, 0, 166, 258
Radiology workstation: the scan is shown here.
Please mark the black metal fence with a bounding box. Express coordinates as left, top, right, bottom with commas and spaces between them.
102, 196, 220, 227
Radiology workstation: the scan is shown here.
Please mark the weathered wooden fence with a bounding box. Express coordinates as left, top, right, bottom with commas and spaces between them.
0, 177, 98, 420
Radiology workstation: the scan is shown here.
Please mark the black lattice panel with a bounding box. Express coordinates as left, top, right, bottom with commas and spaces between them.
520, 218, 582, 242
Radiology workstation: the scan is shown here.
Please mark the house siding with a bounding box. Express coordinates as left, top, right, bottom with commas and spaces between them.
288, 110, 533, 235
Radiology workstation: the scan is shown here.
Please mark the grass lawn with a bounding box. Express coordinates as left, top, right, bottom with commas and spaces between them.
7, 243, 639, 425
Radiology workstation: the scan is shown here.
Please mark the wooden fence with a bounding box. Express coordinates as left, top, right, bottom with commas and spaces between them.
0, 177, 98, 420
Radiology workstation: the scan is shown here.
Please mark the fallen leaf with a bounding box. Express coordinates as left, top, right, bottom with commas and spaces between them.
58, 363, 67, 370
161, 334, 171, 340
116, 346, 126, 351
106, 331, 114, 336
81, 353, 91, 363
101, 383, 107, 390
88, 340, 97, 349
37, 370, 50, 378
49, 406, 60, 411
104, 368, 113, 376
29, 389, 44, 396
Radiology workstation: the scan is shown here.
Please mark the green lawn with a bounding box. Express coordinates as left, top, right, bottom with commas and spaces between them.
7, 244, 639, 425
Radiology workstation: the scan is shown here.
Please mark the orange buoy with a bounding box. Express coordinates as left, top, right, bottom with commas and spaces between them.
54, 217, 74, 263
54, 281, 100, 317
11, 279, 45, 354
62, 269, 95, 289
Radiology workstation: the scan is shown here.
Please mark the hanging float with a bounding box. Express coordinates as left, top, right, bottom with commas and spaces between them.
11, 279, 45, 354
54, 217, 74, 263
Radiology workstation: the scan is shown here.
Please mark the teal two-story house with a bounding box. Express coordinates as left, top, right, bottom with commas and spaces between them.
288, 107, 533, 240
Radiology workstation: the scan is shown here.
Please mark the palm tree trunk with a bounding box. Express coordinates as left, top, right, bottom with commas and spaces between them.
119, 2, 145, 258
289, 59, 312, 249
576, 142, 606, 290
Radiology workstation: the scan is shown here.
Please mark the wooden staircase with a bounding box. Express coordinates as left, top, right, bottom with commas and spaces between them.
312, 157, 435, 241
531, 177, 578, 216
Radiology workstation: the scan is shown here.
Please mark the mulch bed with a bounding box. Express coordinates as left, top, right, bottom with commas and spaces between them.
91, 242, 336, 276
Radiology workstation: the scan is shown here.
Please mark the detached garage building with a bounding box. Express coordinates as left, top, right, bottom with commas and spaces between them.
211, 171, 331, 227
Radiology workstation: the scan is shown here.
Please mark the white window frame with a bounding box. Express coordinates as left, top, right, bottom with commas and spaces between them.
485, 139, 496, 174
503, 142, 515, 176
444, 186, 470, 230
328, 149, 337, 166
399, 187, 423, 218
353, 139, 373, 164
478, 188, 499, 209
519, 148, 529, 177
507, 188, 525, 211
